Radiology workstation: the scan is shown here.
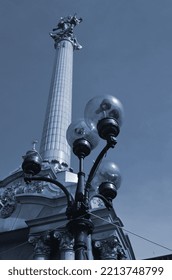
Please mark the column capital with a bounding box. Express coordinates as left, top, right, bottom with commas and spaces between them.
93, 235, 126, 260
54, 230, 74, 259
28, 232, 51, 260
54, 230, 74, 251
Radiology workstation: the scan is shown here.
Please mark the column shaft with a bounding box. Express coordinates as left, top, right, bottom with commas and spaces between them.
40, 40, 73, 166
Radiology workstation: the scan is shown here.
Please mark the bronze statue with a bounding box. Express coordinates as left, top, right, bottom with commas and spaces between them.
50, 14, 82, 50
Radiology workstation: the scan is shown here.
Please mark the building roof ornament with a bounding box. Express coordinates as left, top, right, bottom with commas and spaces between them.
50, 14, 82, 50
32, 140, 38, 151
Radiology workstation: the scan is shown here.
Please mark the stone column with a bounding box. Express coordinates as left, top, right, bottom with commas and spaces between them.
28, 233, 51, 260
40, 15, 82, 167
54, 230, 74, 260
40, 40, 73, 166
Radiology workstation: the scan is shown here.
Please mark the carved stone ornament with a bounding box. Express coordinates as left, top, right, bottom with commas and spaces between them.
91, 197, 104, 209
54, 230, 74, 251
14, 180, 44, 195
93, 235, 126, 260
0, 187, 16, 218
28, 232, 51, 260
0, 179, 45, 218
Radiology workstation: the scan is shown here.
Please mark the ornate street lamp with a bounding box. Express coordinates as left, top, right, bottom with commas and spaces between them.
22, 94, 123, 260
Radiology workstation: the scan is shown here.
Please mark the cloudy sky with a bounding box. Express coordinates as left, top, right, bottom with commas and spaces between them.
0, 0, 172, 259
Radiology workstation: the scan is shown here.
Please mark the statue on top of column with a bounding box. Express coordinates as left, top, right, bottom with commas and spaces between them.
50, 14, 82, 50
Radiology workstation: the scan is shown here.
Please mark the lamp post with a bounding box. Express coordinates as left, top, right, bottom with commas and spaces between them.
22, 94, 123, 260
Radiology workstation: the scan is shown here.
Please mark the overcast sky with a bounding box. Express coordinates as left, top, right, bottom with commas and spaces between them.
0, 0, 172, 259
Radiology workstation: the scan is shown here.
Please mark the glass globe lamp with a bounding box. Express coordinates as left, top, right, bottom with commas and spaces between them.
84, 95, 124, 140
66, 119, 99, 158
94, 160, 121, 201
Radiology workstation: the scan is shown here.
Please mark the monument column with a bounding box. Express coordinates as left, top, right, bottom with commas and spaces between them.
40, 15, 82, 167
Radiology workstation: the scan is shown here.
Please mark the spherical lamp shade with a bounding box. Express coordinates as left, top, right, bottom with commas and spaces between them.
96, 160, 121, 189
66, 119, 99, 157
93, 160, 121, 201
84, 95, 124, 139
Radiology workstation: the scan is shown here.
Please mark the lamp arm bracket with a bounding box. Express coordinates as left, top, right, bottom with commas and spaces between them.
86, 140, 117, 188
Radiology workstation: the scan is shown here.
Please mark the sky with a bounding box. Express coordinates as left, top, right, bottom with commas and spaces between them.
0, 0, 172, 259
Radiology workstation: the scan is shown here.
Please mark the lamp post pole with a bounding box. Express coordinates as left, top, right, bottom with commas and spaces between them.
22, 95, 123, 260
